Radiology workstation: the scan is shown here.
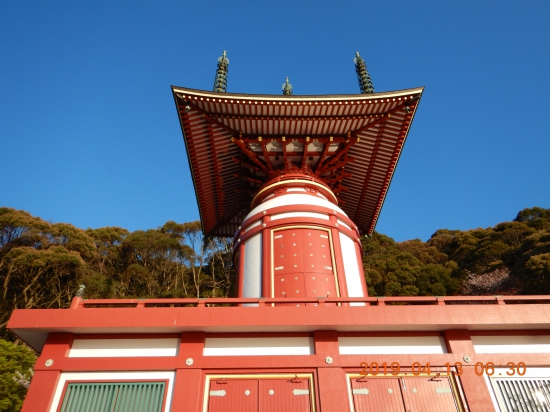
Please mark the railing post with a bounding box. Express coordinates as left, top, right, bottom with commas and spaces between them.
69, 296, 82, 309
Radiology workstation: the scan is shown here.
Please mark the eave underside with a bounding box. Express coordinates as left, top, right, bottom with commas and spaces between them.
172, 87, 423, 236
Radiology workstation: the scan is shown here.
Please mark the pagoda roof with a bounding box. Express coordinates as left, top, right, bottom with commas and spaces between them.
172, 86, 423, 237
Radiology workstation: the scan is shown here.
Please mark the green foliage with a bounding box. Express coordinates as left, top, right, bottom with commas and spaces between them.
0, 208, 89, 330
362, 233, 461, 297
512, 230, 550, 294
522, 253, 550, 293
514, 207, 550, 229
0, 339, 36, 412
0, 208, 236, 334
362, 207, 550, 297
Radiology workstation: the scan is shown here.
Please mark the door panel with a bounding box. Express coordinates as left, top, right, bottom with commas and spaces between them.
274, 272, 306, 306
302, 231, 333, 275
207, 380, 258, 412
304, 273, 337, 306
273, 231, 301, 275
401, 377, 459, 412
273, 229, 306, 306
207, 379, 312, 412
272, 228, 337, 306
350, 378, 406, 412
259, 378, 311, 412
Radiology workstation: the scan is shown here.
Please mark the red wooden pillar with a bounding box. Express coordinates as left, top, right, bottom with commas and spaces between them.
314, 331, 350, 412
172, 332, 205, 411
22, 333, 73, 412
21, 370, 61, 412
444, 330, 495, 412
172, 369, 203, 412
39, 333, 74, 359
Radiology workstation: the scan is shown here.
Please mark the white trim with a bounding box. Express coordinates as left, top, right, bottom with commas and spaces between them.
337, 220, 351, 230
173, 86, 424, 102
346, 374, 356, 412
245, 194, 347, 221
49, 371, 175, 412
271, 212, 329, 221
68, 338, 179, 358
338, 336, 448, 355
203, 337, 314, 356
244, 220, 261, 233
472, 335, 550, 353
483, 373, 503, 412
486, 366, 550, 379
339, 233, 364, 305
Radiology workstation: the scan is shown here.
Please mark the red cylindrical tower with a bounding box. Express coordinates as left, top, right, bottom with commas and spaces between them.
233, 165, 368, 304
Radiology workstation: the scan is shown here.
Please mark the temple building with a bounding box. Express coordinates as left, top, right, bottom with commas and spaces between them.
8, 52, 550, 412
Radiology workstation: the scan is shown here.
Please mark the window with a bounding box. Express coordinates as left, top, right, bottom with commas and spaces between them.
491, 378, 550, 411
59, 382, 166, 412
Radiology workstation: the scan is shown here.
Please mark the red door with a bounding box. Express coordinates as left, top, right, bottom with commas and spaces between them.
350, 377, 406, 412
207, 380, 258, 412
273, 228, 337, 306
401, 377, 459, 412
349, 377, 459, 412
259, 378, 311, 412
273, 230, 306, 306
207, 378, 312, 412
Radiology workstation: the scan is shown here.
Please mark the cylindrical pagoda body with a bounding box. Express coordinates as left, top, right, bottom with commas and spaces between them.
233, 172, 368, 304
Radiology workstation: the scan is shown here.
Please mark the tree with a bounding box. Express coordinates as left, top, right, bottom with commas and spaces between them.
161, 221, 209, 298
117, 229, 194, 297
514, 207, 550, 229
0, 246, 84, 328
203, 237, 236, 298
0, 339, 36, 412
522, 252, 550, 294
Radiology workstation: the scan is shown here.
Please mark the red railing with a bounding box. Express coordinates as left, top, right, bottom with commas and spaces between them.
70, 295, 550, 309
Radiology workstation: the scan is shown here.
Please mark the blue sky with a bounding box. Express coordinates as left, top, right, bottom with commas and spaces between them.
1, 1, 549, 242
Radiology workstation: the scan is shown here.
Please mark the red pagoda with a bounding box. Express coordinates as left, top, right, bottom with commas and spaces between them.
8, 51, 550, 412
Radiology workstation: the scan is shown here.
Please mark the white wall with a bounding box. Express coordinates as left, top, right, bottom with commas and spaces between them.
472, 335, 550, 353
68, 338, 179, 357
339, 336, 447, 354
243, 233, 262, 299
339, 233, 364, 305
204, 337, 314, 356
